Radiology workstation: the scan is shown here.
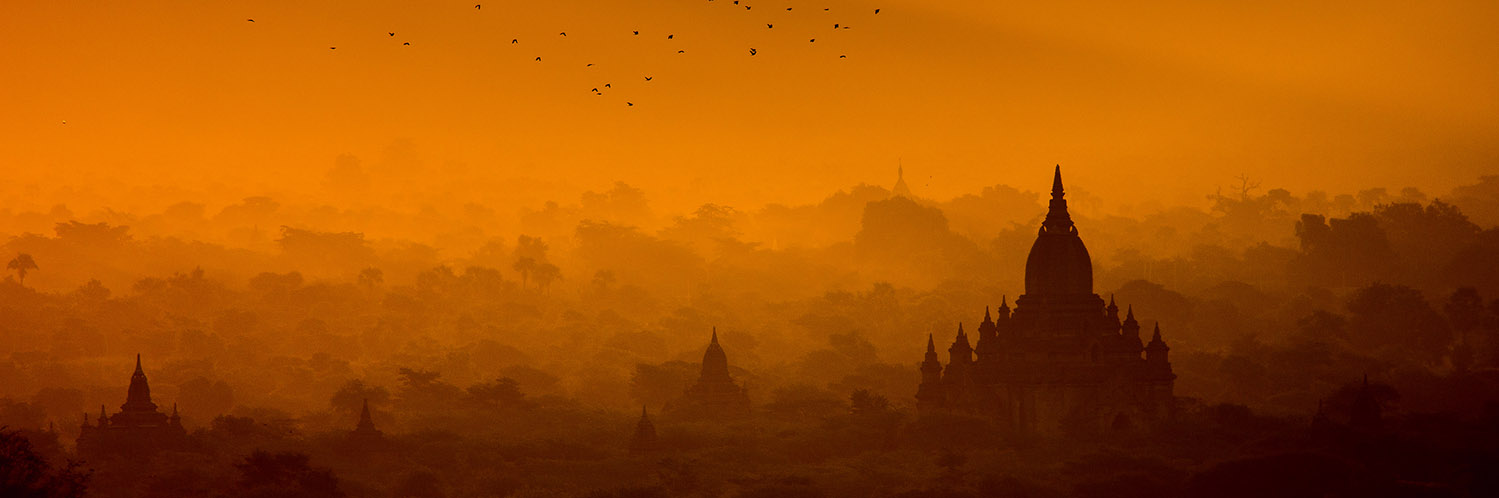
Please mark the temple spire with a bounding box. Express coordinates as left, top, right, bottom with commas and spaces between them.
892, 162, 913, 198
1042, 165, 1075, 232
1052, 165, 1064, 199
926, 333, 935, 353
123, 354, 157, 412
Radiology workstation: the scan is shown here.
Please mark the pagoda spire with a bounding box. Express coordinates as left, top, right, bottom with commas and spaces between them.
892, 163, 914, 198
123, 354, 157, 412
926, 333, 935, 353
1042, 165, 1075, 232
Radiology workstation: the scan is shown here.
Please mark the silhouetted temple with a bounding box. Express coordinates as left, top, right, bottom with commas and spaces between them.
349, 398, 385, 443
630, 406, 659, 453
892, 165, 913, 198
671, 328, 751, 417
77, 355, 188, 459
915, 167, 1176, 435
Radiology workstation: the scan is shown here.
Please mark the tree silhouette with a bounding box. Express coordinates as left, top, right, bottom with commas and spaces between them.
0, 428, 89, 498
7, 254, 37, 286
234, 451, 344, 498
357, 267, 383, 291
512, 257, 536, 289
849, 389, 891, 416
330, 380, 390, 416
1346, 283, 1451, 364
532, 262, 561, 294
592, 270, 616, 293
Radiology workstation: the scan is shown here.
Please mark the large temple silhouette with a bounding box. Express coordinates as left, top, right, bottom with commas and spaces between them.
915, 167, 1176, 435
669, 328, 751, 417
76, 355, 188, 459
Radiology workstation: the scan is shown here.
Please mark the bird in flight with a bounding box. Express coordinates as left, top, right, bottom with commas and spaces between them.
389, 32, 395, 36
559, 32, 567, 36
247, 19, 255, 22
875, 8, 880, 14
834, 23, 839, 28
644, 76, 652, 81
587, 63, 594, 66
767, 24, 773, 28
605, 83, 612, 88
511, 39, 518, 44
633, 30, 640, 35
786, 7, 792, 10
627, 102, 634, 106
677, 50, 685, 53
535, 56, 542, 61
474, 4, 481, 9
403, 42, 411, 45
839, 54, 846, 58
809, 38, 815, 42
330, 46, 337, 50
745, 6, 751, 10
592, 88, 599, 92
749, 48, 757, 55
667, 34, 674, 39
61, 120, 66, 125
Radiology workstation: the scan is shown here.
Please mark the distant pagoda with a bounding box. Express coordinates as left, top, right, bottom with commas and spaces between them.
349, 399, 385, 443
892, 165, 914, 198
629, 406, 659, 453
77, 355, 188, 460
670, 328, 751, 417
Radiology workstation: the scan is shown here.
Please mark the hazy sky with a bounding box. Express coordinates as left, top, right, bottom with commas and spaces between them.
2, 0, 1495, 212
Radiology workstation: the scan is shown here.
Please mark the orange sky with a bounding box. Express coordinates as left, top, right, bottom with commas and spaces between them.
1, 0, 1496, 214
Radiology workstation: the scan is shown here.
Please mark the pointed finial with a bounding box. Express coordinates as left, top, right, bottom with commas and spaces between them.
957, 322, 964, 336
172, 403, 178, 415
642, 405, 648, 417
1151, 322, 1162, 341
1126, 305, 1135, 320
926, 333, 935, 352
1051, 165, 1064, 199
984, 307, 991, 320
135, 353, 143, 374
710, 327, 719, 344
1000, 295, 1009, 308
1109, 294, 1116, 307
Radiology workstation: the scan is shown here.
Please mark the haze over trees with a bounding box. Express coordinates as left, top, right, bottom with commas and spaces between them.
2, 170, 1499, 497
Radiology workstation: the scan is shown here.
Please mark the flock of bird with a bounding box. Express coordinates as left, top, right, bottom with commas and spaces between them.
246, 2, 886, 108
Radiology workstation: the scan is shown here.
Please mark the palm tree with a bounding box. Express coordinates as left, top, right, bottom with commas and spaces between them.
7, 254, 37, 286
532, 263, 561, 294
512, 257, 536, 290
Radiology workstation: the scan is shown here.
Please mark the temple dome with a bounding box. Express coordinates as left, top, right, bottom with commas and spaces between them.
1023, 166, 1093, 296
